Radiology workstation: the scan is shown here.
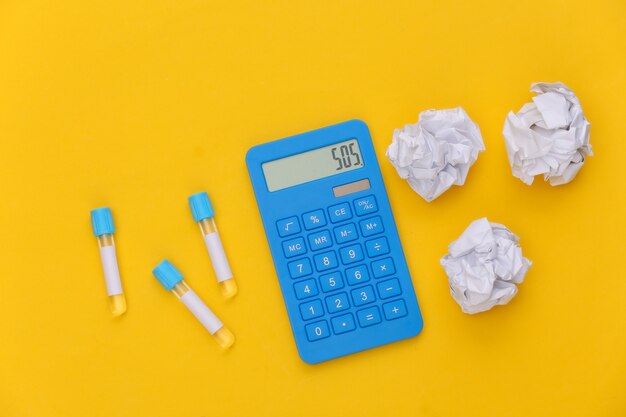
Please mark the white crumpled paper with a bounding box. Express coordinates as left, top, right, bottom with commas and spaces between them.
386, 107, 485, 202
440, 218, 532, 314
503, 82, 592, 186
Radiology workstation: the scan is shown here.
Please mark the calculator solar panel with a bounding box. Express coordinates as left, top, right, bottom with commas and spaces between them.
246, 120, 423, 364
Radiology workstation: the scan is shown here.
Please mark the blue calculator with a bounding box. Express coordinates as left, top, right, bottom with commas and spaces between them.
246, 120, 423, 364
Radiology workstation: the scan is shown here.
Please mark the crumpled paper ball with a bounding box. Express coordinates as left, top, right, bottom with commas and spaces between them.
386, 107, 485, 202
440, 218, 532, 314
503, 82, 592, 186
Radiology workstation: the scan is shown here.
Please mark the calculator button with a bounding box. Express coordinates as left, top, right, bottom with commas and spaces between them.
305, 320, 330, 342
383, 299, 408, 320
371, 257, 395, 278
331, 313, 356, 334
319, 271, 344, 292
359, 216, 384, 237
307, 230, 332, 251
288, 258, 312, 279
276, 216, 300, 237
351, 285, 376, 307
376, 278, 402, 299
339, 244, 364, 265
365, 237, 390, 257
333, 223, 358, 244
299, 299, 324, 321
345, 264, 370, 286
313, 251, 338, 271
302, 209, 327, 230
328, 203, 352, 223
282, 237, 307, 258
294, 278, 319, 300
325, 292, 350, 314
357, 306, 382, 327
353, 195, 378, 216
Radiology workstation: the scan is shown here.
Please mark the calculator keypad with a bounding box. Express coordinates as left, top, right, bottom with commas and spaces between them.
280, 202, 409, 341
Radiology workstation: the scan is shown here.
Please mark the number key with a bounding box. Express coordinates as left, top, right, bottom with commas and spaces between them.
288, 258, 312, 279
345, 264, 370, 286
339, 244, 364, 265
325, 292, 350, 314
319, 271, 344, 292
294, 278, 319, 300
351, 285, 376, 307
299, 299, 324, 321
313, 251, 338, 271
305, 320, 330, 341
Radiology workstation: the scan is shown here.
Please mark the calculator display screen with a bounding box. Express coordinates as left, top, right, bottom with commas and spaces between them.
262, 139, 364, 191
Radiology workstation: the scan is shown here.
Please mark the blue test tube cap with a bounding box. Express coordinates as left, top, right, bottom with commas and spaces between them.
91, 207, 115, 236
188, 191, 215, 222
152, 260, 184, 291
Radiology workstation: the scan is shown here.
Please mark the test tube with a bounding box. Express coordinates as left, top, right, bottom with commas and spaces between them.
91, 207, 126, 316
152, 260, 235, 349
188, 192, 237, 298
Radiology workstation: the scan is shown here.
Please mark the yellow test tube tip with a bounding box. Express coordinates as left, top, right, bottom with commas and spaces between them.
219, 278, 238, 299
109, 294, 127, 316
213, 326, 235, 349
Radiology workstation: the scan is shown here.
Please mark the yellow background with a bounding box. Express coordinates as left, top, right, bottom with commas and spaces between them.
1, 1, 625, 416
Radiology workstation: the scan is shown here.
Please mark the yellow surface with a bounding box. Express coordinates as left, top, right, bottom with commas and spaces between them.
1, 1, 625, 416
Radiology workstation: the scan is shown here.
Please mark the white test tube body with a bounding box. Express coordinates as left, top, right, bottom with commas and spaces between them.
172, 280, 235, 349
97, 234, 126, 316
199, 217, 237, 298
